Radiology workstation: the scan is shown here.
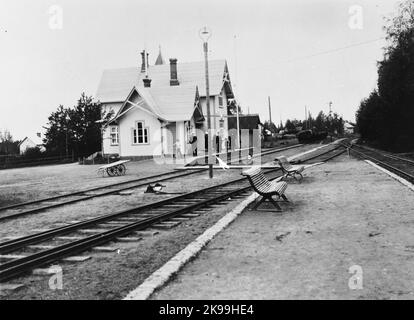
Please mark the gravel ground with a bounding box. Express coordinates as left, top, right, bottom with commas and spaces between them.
1, 195, 249, 300
0, 160, 179, 207
0, 144, 324, 299
151, 155, 414, 300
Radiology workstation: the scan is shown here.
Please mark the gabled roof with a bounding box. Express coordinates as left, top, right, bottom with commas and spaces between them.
111, 85, 201, 123
96, 59, 230, 103
17, 137, 28, 147
228, 114, 262, 130
18, 135, 44, 147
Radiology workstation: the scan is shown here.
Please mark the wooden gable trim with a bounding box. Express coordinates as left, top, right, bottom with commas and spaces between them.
192, 86, 205, 123
221, 62, 234, 99
110, 86, 164, 123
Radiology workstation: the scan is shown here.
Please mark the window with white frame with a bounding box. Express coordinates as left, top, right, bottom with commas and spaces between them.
132, 121, 149, 144
110, 126, 119, 145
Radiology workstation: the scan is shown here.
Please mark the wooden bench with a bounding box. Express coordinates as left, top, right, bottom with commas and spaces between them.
275, 156, 305, 181
242, 166, 289, 211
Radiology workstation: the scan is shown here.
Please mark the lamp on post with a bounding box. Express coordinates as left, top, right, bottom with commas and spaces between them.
65, 113, 70, 160
199, 26, 213, 179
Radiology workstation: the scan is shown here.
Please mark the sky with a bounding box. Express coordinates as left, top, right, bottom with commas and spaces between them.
0, 0, 403, 140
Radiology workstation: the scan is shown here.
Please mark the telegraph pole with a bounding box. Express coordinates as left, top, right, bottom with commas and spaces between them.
304, 106, 307, 130
268, 96, 272, 123
236, 101, 241, 149
65, 114, 70, 159
200, 27, 213, 179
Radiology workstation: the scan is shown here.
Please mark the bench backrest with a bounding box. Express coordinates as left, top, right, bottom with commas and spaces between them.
276, 156, 292, 170
242, 166, 272, 193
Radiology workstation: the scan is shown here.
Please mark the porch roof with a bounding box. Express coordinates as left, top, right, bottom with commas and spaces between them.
228, 114, 262, 130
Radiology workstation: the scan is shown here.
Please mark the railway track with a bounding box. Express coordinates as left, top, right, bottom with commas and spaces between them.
0, 170, 280, 282
346, 143, 414, 183
0, 142, 346, 282
0, 144, 304, 222
291, 143, 346, 164
0, 169, 205, 222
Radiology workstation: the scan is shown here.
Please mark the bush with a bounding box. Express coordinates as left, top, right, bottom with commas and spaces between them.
23, 147, 44, 159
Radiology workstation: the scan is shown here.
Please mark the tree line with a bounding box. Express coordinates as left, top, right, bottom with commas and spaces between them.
263, 110, 345, 136
0, 129, 19, 155
356, 0, 414, 152
1, 93, 111, 161
43, 93, 112, 159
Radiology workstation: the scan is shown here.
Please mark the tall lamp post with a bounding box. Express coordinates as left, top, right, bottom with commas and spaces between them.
65, 114, 70, 160
199, 26, 213, 179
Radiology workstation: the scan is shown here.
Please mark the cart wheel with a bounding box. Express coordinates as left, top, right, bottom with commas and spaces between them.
117, 164, 126, 176
115, 165, 122, 176
106, 166, 117, 177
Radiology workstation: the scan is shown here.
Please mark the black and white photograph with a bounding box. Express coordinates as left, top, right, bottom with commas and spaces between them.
0, 0, 413, 306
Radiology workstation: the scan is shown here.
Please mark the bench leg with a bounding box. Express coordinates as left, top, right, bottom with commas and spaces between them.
251, 196, 266, 210
293, 171, 303, 182
269, 197, 282, 211
282, 173, 290, 181
251, 195, 282, 212
281, 194, 289, 202
284, 171, 302, 183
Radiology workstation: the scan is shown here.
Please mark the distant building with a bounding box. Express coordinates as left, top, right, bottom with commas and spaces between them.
228, 114, 263, 151
96, 49, 236, 158
344, 122, 355, 134
18, 133, 45, 154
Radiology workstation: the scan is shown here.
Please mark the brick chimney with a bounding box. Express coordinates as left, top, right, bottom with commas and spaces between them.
140, 50, 149, 73
169, 58, 179, 86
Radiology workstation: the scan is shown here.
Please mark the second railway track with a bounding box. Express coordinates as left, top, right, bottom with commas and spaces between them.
0, 168, 205, 222
347, 143, 414, 183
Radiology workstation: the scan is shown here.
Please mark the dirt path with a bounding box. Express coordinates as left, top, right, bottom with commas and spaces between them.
151, 156, 414, 300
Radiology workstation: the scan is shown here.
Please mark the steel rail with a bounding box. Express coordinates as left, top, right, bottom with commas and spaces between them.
0, 169, 205, 222
290, 143, 345, 164
347, 146, 414, 182
0, 169, 204, 212
352, 144, 414, 166
243, 143, 304, 160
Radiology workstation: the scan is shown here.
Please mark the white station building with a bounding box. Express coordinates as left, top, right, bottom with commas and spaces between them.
96, 49, 235, 159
